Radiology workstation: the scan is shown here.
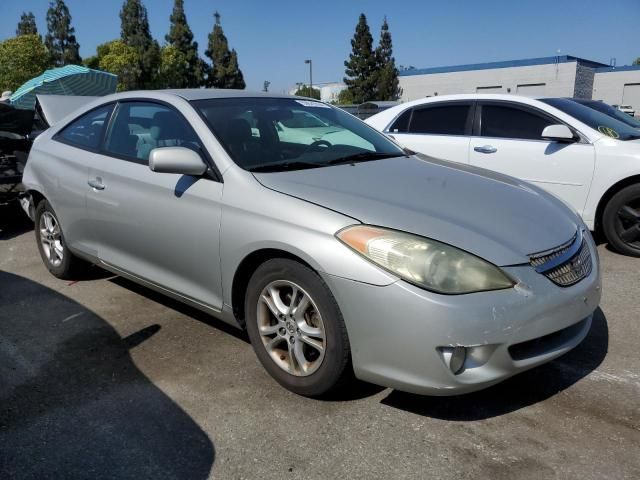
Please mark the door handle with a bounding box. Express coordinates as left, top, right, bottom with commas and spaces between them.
474, 145, 498, 154
88, 177, 105, 190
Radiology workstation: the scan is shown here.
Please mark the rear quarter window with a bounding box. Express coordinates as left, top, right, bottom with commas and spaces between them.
55, 104, 113, 150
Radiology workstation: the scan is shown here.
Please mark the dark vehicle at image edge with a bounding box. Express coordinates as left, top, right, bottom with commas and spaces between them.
0, 103, 39, 205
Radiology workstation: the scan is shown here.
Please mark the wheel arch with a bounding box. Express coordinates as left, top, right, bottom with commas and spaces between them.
23, 189, 46, 221
595, 175, 640, 232
231, 248, 315, 329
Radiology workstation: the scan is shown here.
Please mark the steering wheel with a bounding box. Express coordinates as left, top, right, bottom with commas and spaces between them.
304, 140, 332, 152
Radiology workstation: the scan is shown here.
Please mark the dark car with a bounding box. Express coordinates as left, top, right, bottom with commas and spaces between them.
570, 98, 640, 130
0, 103, 38, 204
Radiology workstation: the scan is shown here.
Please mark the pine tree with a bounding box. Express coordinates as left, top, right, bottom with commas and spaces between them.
17, 12, 38, 36
120, 0, 160, 89
343, 14, 378, 104
44, 0, 81, 66
165, 0, 204, 87
375, 17, 401, 101
205, 12, 246, 89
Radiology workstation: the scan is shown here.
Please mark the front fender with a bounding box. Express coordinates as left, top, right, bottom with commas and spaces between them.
219, 170, 397, 308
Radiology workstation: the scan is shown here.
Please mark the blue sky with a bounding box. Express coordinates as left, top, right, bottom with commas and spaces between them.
1, 0, 639, 92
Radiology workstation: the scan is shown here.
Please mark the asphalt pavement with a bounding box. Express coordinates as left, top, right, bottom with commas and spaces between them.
1, 205, 638, 479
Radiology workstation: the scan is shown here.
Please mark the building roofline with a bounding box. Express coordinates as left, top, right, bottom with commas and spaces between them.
400, 55, 609, 77
594, 64, 640, 73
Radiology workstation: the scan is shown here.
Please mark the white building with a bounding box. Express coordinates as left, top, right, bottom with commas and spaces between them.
398, 55, 640, 114
593, 65, 640, 111
288, 82, 347, 103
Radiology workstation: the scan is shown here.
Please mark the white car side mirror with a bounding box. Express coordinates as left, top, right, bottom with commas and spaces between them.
541, 124, 576, 142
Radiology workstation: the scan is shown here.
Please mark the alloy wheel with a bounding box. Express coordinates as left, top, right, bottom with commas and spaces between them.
39, 211, 64, 267
615, 200, 640, 251
256, 280, 326, 376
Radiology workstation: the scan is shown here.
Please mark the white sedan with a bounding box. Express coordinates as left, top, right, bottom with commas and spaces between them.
366, 94, 640, 257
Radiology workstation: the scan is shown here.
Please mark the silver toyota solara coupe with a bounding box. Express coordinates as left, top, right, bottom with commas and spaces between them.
22, 90, 601, 397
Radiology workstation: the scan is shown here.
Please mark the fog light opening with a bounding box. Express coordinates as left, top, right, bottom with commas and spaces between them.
440, 346, 467, 375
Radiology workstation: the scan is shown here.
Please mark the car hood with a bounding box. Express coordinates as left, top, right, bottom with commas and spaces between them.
253, 155, 579, 266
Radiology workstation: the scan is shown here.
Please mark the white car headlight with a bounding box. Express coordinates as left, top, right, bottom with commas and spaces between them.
337, 225, 515, 294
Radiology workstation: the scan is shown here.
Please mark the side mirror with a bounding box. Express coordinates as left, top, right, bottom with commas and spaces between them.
148, 147, 207, 176
541, 124, 576, 142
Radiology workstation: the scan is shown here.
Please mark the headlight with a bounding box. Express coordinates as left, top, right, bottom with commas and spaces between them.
336, 225, 515, 294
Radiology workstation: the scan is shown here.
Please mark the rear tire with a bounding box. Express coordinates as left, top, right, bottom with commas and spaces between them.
602, 184, 640, 257
35, 200, 88, 279
245, 258, 352, 397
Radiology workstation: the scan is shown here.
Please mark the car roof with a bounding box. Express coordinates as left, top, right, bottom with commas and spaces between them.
156, 89, 298, 101
365, 93, 605, 143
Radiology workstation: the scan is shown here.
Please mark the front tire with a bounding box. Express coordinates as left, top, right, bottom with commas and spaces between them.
602, 184, 640, 257
35, 200, 88, 279
245, 259, 352, 397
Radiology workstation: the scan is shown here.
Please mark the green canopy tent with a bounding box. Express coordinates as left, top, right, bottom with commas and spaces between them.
9, 65, 117, 110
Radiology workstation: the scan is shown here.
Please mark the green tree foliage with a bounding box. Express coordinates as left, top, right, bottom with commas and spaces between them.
375, 17, 402, 101
634, 58, 640, 66
337, 88, 355, 105
343, 14, 378, 104
165, 0, 204, 87
120, 0, 160, 89
0, 35, 50, 91
293, 85, 321, 99
157, 44, 190, 89
85, 40, 140, 91
44, 0, 81, 67
17, 12, 38, 36
205, 12, 246, 89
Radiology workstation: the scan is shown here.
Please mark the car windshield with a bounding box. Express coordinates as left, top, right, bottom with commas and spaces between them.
191, 97, 405, 172
541, 98, 640, 141
574, 99, 640, 129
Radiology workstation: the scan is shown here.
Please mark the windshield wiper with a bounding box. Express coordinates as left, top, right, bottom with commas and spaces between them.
326, 151, 402, 166
248, 161, 321, 173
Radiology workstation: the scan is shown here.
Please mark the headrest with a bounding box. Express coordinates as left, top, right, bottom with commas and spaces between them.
150, 111, 177, 140
226, 118, 252, 144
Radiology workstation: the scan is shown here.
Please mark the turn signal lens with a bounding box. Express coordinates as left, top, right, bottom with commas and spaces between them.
337, 225, 514, 294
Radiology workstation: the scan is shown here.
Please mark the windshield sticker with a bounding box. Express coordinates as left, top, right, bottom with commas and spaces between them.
295, 100, 331, 108
598, 126, 620, 139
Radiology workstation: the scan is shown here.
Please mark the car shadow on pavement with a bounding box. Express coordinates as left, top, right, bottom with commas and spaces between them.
381, 307, 608, 421
109, 276, 251, 344
0, 271, 215, 479
0, 204, 33, 241
108, 277, 387, 401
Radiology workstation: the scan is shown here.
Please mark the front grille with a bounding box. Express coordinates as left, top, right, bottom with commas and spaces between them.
529, 233, 577, 269
529, 230, 592, 287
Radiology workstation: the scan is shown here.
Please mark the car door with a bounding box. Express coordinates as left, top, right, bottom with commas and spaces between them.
385, 101, 473, 163
45, 103, 114, 254
85, 100, 224, 310
468, 101, 595, 214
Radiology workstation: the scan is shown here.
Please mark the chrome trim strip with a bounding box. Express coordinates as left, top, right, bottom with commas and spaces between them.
520, 178, 583, 187
531, 229, 584, 274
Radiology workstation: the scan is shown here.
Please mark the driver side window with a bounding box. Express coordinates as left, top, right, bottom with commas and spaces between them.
480, 104, 554, 140
104, 101, 203, 164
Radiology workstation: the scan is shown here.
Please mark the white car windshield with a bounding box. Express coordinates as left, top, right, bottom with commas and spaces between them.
192, 97, 405, 172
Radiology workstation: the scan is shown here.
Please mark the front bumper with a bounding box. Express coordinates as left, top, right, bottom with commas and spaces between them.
322, 235, 601, 396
